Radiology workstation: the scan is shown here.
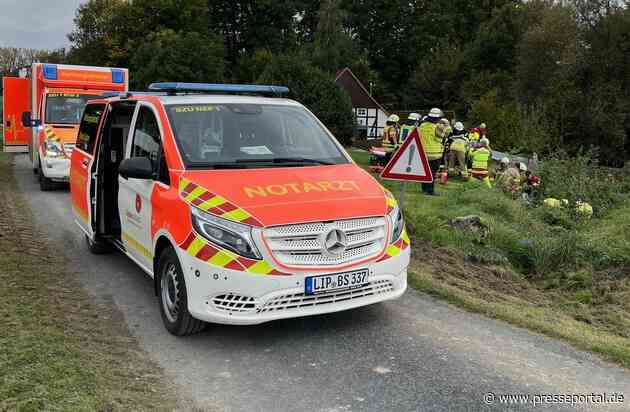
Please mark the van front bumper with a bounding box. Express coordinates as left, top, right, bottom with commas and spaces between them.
177, 247, 410, 325
41, 156, 70, 181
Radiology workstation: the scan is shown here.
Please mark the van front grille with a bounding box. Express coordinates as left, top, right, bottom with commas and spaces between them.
263, 217, 387, 267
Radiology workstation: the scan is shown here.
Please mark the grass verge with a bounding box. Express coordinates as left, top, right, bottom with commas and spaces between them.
349, 148, 630, 369
0, 145, 178, 410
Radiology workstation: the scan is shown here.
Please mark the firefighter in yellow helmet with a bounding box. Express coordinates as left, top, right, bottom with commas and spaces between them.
469, 137, 492, 188
419, 108, 445, 195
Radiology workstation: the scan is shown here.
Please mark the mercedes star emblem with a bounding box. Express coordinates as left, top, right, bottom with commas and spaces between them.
323, 229, 348, 256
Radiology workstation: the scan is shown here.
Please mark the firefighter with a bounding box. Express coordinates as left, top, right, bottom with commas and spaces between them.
399, 113, 420, 143
382, 114, 400, 152
468, 122, 486, 145
419, 108, 445, 195
469, 137, 492, 188
448, 122, 469, 177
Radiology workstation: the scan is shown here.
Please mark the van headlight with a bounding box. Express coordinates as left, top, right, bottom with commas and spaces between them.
388, 205, 405, 243
44, 140, 64, 158
191, 207, 262, 259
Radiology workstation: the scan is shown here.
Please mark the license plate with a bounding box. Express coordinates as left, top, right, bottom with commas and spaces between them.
305, 269, 369, 295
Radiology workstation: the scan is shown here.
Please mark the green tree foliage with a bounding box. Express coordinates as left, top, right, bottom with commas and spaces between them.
258, 53, 355, 145
130, 30, 225, 89
63, 0, 630, 163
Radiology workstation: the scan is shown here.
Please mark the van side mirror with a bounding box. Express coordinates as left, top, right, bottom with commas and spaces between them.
119, 157, 154, 180
21, 111, 41, 128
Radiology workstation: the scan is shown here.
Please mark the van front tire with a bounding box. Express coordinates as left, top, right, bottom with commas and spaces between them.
38, 162, 54, 191
157, 247, 205, 336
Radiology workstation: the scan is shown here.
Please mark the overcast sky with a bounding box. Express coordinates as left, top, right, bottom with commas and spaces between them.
0, 0, 85, 50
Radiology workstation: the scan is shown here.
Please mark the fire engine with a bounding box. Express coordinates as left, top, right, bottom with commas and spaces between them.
70, 83, 409, 336
2, 63, 128, 190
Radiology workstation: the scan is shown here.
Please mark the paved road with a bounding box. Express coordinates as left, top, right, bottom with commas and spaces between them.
13, 155, 630, 412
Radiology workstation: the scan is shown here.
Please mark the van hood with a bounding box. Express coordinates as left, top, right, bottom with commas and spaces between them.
44, 124, 79, 144
180, 164, 388, 227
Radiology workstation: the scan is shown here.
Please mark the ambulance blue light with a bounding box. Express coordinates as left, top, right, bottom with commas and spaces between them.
43, 64, 57, 80
111, 69, 125, 84
148, 82, 290, 95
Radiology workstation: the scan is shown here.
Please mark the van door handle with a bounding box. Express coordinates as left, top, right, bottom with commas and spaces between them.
82, 159, 89, 168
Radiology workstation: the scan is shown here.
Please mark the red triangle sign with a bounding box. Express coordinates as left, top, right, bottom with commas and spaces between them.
380, 128, 433, 182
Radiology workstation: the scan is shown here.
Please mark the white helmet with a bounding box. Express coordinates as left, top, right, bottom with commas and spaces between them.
428, 108, 443, 118
480, 123, 487, 129
407, 112, 421, 122
480, 137, 489, 146
387, 114, 400, 123
500, 157, 509, 164
454, 121, 465, 132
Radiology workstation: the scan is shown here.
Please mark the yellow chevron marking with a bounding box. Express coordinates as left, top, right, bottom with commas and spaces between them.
386, 244, 401, 257
247, 260, 273, 275
186, 236, 205, 256
198, 195, 226, 211
179, 177, 191, 192
401, 229, 410, 244
208, 249, 237, 267
185, 186, 206, 202
222, 208, 250, 222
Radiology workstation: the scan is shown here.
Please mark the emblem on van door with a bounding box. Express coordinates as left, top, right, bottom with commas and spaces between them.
135, 194, 142, 213
322, 229, 347, 256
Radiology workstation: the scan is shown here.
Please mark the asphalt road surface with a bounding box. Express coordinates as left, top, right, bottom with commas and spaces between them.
13, 155, 630, 412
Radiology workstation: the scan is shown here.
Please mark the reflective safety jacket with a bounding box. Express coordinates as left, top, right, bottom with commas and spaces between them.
470, 147, 491, 174
419, 121, 443, 160
399, 124, 416, 143
382, 125, 399, 151
450, 133, 469, 152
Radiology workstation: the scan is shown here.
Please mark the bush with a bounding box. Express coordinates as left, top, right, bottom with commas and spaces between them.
258, 53, 355, 146
537, 151, 627, 216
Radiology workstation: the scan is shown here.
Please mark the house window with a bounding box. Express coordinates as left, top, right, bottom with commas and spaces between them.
357, 108, 367, 117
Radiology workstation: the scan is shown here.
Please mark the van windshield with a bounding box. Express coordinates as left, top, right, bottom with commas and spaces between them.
165, 104, 349, 169
45, 93, 101, 125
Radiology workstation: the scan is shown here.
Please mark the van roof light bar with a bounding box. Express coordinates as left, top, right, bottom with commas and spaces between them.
147, 82, 290, 96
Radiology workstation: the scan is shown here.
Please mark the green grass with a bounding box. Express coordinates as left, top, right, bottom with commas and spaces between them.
0, 131, 178, 411
349, 149, 630, 369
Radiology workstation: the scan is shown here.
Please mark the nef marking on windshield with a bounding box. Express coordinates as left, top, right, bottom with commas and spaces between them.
244, 181, 360, 198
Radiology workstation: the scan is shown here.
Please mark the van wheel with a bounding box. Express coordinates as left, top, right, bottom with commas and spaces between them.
157, 247, 205, 336
38, 163, 54, 191
85, 234, 111, 254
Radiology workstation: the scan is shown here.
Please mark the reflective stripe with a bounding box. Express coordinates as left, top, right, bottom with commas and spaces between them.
180, 233, 290, 276
179, 177, 263, 227
419, 122, 443, 159
377, 228, 410, 262
471, 148, 490, 170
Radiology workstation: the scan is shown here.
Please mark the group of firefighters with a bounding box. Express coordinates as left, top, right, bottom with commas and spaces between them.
381, 108, 491, 196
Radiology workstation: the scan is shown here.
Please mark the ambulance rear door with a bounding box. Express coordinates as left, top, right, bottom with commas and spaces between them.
2, 77, 31, 152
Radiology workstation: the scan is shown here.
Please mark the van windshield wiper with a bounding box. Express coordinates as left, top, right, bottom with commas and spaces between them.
233, 157, 334, 165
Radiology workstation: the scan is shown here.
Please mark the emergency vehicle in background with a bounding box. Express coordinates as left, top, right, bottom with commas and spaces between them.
70, 83, 410, 336
2, 63, 128, 190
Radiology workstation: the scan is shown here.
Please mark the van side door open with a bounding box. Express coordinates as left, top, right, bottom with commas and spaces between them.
70, 103, 106, 235
2, 77, 31, 152
118, 103, 169, 272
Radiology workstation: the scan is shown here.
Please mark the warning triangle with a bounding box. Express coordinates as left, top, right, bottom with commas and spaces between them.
380, 128, 433, 182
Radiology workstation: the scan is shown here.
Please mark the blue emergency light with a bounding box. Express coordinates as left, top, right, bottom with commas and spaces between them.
43, 64, 57, 80
148, 82, 290, 95
111, 69, 125, 84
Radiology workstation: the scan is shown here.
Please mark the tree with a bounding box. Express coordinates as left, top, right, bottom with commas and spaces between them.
130, 30, 225, 89
258, 53, 355, 145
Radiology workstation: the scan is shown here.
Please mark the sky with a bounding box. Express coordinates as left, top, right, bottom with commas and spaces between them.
0, 0, 85, 50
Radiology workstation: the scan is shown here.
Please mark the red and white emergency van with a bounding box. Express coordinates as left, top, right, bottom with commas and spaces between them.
70, 83, 409, 336
2, 63, 128, 190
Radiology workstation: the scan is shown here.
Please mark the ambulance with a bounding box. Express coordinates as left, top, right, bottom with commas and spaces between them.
70, 83, 409, 336
2, 63, 128, 190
